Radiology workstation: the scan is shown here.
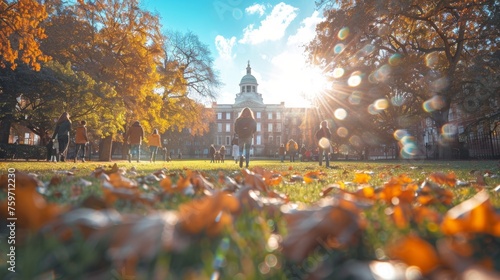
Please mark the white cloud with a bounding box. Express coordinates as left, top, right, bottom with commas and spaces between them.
245, 4, 266, 16
287, 10, 323, 47
215, 35, 237, 60
239, 2, 298, 45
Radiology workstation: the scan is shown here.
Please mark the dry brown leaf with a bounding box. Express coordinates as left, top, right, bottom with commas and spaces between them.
441, 190, 500, 236
429, 171, 457, 187
387, 235, 441, 274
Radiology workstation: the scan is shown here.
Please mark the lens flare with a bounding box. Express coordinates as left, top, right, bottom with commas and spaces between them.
334, 43, 345, 54
422, 95, 445, 112
338, 27, 349, 40
368, 104, 381, 115
337, 127, 349, 138
425, 52, 440, 69
370, 65, 392, 83
334, 108, 347, 120
349, 91, 362, 105
319, 137, 331, 148
332, 68, 345, 78
441, 123, 457, 139
393, 129, 409, 141
401, 142, 418, 158
389, 54, 402, 66
348, 75, 362, 87
374, 98, 389, 110
430, 77, 449, 93
349, 135, 362, 147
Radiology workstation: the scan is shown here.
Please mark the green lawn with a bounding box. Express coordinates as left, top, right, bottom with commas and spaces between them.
0, 159, 499, 279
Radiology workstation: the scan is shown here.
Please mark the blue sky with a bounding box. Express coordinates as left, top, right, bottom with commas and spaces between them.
141, 1, 326, 107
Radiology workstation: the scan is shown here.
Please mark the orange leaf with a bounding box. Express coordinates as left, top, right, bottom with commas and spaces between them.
441, 190, 499, 236
353, 173, 371, 184
108, 173, 137, 188
178, 192, 239, 236
429, 172, 456, 187
387, 235, 440, 274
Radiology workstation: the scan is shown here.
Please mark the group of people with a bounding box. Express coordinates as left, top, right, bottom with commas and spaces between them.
121, 120, 165, 163
45, 108, 333, 168
278, 139, 299, 162
204, 106, 334, 169
45, 112, 89, 162
45, 112, 165, 163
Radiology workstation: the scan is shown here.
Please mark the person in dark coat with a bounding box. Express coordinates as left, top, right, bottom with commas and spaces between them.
125, 121, 144, 163
231, 134, 239, 164
52, 112, 72, 162
209, 144, 216, 163
42, 131, 52, 161
234, 107, 257, 168
315, 120, 332, 168
278, 143, 286, 162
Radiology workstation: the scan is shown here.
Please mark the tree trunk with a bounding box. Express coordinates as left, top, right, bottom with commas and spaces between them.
0, 117, 12, 144
99, 135, 113, 161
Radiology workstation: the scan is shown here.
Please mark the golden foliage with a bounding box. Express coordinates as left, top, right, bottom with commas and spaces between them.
0, 0, 50, 70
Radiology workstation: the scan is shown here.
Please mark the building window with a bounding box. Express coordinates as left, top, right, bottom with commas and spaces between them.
241, 86, 245, 92
256, 111, 261, 119
276, 123, 282, 132
256, 123, 261, 132
218, 123, 222, 132
226, 112, 231, 119
268, 136, 273, 145
24, 133, 30, 145
217, 113, 222, 120
268, 112, 273, 120
256, 135, 261, 145
225, 123, 230, 132
276, 136, 281, 145
217, 136, 223, 145
268, 123, 273, 132
276, 112, 281, 120
226, 136, 231, 146
252, 86, 255, 92
246, 85, 251, 92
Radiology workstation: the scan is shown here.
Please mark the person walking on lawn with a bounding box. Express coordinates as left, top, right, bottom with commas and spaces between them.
209, 144, 216, 163
315, 120, 332, 168
125, 120, 144, 163
52, 112, 72, 162
147, 129, 162, 162
234, 107, 257, 168
74, 120, 89, 162
231, 134, 239, 164
286, 139, 299, 162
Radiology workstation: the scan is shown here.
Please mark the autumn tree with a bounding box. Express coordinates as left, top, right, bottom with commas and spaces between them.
40, 0, 165, 160
309, 0, 500, 158
0, 0, 50, 70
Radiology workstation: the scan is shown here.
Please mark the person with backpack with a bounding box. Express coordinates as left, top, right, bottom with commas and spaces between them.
286, 139, 299, 162
74, 120, 89, 162
234, 107, 257, 168
315, 120, 332, 168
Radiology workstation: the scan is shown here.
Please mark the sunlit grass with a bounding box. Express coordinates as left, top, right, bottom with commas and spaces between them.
0, 159, 499, 279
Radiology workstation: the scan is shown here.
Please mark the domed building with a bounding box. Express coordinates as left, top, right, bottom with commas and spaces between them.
207, 61, 306, 157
